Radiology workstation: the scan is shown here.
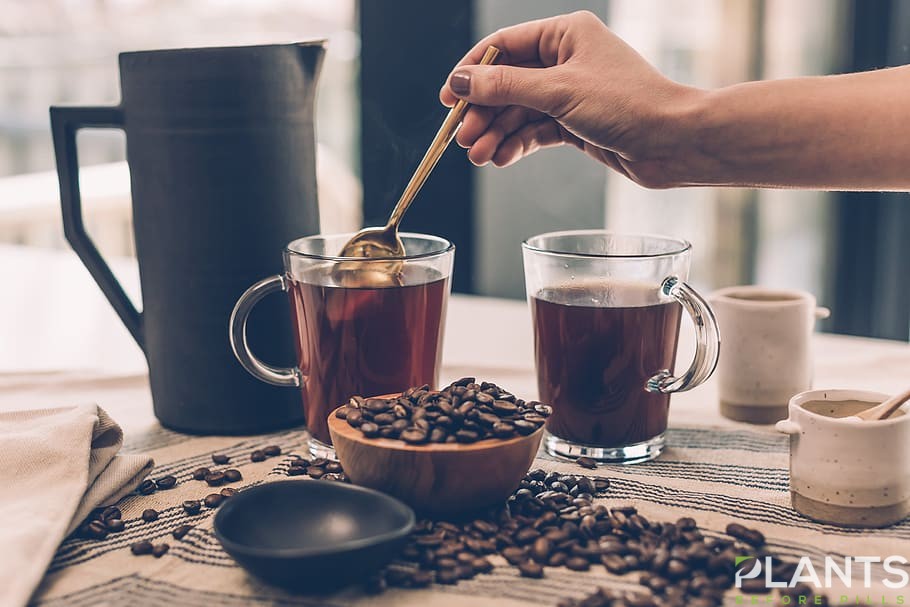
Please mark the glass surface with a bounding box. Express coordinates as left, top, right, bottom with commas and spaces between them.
285, 233, 454, 457
523, 230, 718, 463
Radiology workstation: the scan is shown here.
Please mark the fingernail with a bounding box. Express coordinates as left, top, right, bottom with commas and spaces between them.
450, 71, 471, 96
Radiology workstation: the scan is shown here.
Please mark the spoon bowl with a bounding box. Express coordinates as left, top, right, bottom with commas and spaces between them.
337, 225, 404, 259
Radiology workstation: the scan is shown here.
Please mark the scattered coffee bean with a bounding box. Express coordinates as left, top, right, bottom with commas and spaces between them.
155, 475, 177, 490
172, 524, 193, 540
152, 543, 170, 558
575, 456, 598, 470
263, 445, 281, 457
308, 467, 325, 479
182, 500, 202, 515
101, 506, 121, 521
220, 487, 237, 499
141, 508, 159, 522
137, 479, 157, 495
223, 469, 242, 482
203, 493, 224, 508
211, 453, 230, 465
105, 518, 125, 533
287, 465, 307, 476
250, 450, 266, 462
192, 467, 210, 480
726, 522, 766, 547
130, 540, 153, 556
85, 520, 109, 540
204, 471, 226, 486
518, 560, 544, 578
344, 380, 550, 444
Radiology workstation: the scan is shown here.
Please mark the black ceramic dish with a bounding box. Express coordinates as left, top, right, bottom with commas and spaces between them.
213, 480, 415, 591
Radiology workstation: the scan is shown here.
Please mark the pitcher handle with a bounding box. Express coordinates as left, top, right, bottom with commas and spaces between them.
646, 276, 721, 393
50, 105, 144, 348
229, 275, 301, 387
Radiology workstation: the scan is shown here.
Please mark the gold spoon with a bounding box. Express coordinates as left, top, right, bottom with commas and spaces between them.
338, 45, 501, 259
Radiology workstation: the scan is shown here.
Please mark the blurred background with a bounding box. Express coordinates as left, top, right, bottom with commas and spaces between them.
1, 0, 908, 339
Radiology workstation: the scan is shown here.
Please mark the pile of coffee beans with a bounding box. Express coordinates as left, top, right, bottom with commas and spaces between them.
286, 455, 347, 481
336, 378, 551, 444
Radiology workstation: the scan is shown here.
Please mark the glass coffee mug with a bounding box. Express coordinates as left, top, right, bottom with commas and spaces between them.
230, 233, 454, 457
522, 231, 720, 463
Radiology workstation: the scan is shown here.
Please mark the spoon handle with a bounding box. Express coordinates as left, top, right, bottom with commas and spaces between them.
387, 45, 501, 229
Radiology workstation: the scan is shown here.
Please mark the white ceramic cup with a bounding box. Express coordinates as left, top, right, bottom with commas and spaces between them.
776, 389, 910, 527
710, 286, 829, 424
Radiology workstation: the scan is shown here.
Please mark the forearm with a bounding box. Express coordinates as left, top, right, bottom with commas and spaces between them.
664, 66, 910, 190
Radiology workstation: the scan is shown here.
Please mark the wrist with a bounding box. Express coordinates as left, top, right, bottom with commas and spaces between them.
648, 84, 713, 187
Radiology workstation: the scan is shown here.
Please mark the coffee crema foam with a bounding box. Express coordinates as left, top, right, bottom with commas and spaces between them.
535, 279, 666, 308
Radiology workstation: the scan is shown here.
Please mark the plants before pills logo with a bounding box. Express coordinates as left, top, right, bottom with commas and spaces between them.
734, 554, 909, 605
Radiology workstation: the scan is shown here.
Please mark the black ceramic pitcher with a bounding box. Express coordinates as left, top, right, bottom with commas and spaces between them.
50, 42, 324, 434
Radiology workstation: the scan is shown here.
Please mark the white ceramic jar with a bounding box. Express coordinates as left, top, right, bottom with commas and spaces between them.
711, 286, 829, 424
776, 389, 910, 527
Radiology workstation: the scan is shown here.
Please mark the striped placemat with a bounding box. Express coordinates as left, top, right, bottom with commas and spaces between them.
31, 425, 910, 606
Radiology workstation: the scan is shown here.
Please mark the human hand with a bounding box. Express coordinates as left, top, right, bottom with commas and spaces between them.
440, 11, 701, 187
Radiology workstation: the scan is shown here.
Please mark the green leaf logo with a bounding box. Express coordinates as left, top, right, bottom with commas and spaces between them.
735, 556, 755, 567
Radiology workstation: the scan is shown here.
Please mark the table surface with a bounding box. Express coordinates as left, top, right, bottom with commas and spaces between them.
3, 244, 909, 606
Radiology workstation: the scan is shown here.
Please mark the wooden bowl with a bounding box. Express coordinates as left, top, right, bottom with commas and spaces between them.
328, 403, 544, 517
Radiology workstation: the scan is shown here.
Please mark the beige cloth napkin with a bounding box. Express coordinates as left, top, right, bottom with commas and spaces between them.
0, 403, 153, 607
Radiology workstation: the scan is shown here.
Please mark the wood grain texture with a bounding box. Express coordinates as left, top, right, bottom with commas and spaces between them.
328, 406, 543, 516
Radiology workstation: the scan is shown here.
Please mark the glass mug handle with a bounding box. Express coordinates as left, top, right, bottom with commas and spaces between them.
646, 276, 721, 394
229, 275, 301, 387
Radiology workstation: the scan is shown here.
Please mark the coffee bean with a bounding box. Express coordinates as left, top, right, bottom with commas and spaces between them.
401, 428, 428, 444
152, 543, 170, 558
518, 561, 544, 578
155, 475, 177, 490
137, 479, 157, 495
98, 506, 119, 521
141, 508, 159, 522
308, 467, 325, 479
502, 546, 527, 565
576, 456, 598, 470
436, 569, 459, 584
211, 453, 230, 465
250, 450, 266, 462
105, 518, 125, 533
310, 457, 329, 467
205, 471, 226, 486
131, 540, 154, 555
223, 469, 242, 482
360, 422, 380, 438
346, 409, 364, 427
513, 420, 538, 435
288, 465, 307, 476
182, 500, 201, 515
220, 487, 237, 499
172, 524, 193, 540
204, 493, 224, 508
325, 461, 343, 473
726, 522, 765, 547
263, 445, 282, 457
455, 429, 479, 443
85, 520, 109, 540
531, 537, 551, 562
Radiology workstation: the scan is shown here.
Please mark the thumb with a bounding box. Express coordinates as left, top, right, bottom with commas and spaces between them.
446, 65, 565, 114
